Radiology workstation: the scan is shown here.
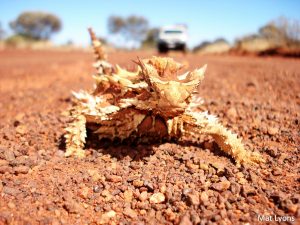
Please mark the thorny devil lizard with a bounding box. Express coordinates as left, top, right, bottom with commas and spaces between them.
64, 28, 265, 167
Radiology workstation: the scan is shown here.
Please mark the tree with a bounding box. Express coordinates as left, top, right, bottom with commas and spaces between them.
271, 17, 300, 42
10, 11, 62, 40
108, 15, 149, 46
259, 17, 300, 46
0, 22, 5, 40
142, 27, 159, 48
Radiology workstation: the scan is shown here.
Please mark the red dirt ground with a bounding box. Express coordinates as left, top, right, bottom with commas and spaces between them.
0, 49, 299, 225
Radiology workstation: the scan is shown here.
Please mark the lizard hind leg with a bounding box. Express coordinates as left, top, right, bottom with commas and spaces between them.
181, 111, 265, 166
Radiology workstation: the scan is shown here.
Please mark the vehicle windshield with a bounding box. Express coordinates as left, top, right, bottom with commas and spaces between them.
164, 30, 183, 34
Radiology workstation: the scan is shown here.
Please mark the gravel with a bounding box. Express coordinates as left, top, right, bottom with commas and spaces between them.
0, 50, 299, 224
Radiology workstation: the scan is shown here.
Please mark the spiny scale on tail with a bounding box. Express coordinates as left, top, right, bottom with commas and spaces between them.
64, 28, 265, 166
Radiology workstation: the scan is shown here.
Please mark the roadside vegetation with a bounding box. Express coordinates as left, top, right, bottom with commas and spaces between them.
1, 12, 299, 57
194, 17, 300, 57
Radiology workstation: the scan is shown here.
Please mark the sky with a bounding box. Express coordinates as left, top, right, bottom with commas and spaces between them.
1, 0, 300, 48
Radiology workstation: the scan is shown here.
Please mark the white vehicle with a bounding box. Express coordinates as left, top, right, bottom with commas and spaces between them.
157, 25, 188, 53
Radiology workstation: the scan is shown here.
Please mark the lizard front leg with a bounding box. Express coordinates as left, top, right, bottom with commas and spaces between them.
177, 111, 264, 166
64, 108, 87, 158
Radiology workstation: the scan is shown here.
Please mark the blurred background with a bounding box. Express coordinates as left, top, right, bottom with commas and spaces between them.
0, 0, 300, 56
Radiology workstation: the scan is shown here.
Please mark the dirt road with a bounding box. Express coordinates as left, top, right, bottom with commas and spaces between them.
0, 49, 299, 224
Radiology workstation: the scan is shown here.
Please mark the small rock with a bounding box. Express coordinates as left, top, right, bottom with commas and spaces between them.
123, 190, 133, 202
200, 192, 209, 205
186, 161, 199, 170
210, 162, 225, 175
139, 209, 146, 215
133, 179, 144, 187
123, 207, 137, 218
225, 201, 232, 209
111, 189, 121, 196
144, 180, 154, 191
139, 191, 148, 201
227, 107, 238, 119
179, 214, 193, 225
286, 203, 298, 214
63, 200, 83, 214
101, 190, 113, 201
93, 185, 102, 193
4, 149, 15, 162
98, 210, 116, 224
272, 168, 282, 176
242, 184, 256, 196
0, 166, 13, 174
190, 211, 201, 224
268, 127, 279, 136
7, 202, 16, 209
14, 165, 29, 174
0, 160, 9, 166
150, 192, 165, 204
211, 180, 231, 191
186, 192, 200, 206
15, 125, 27, 135
230, 182, 241, 194
165, 208, 176, 221
265, 146, 278, 158
106, 174, 122, 183
159, 184, 167, 193
2, 187, 21, 196
78, 186, 90, 199
200, 163, 209, 171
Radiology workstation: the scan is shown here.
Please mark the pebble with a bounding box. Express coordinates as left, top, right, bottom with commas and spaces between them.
144, 180, 154, 191
78, 186, 90, 199
0, 159, 9, 166
106, 175, 122, 183
0, 166, 13, 174
227, 107, 238, 119
186, 161, 199, 170
186, 192, 200, 206
200, 192, 209, 205
63, 200, 83, 214
242, 184, 256, 196
286, 203, 298, 214
101, 190, 113, 201
211, 180, 231, 191
190, 212, 200, 224
149, 192, 165, 204
165, 208, 176, 221
200, 163, 209, 171
139, 191, 148, 201
15, 125, 28, 135
268, 127, 279, 136
14, 165, 29, 174
93, 185, 102, 193
265, 146, 278, 158
123, 207, 137, 218
133, 179, 144, 187
87, 169, 101, 181
211, 162, 225, 175
123, 190, 133, 202
4, 149, 15, 162
272, 168, 282, 176
179, 214, 193, 225
98, 210, 116, 224
230, 182, 241, 194
2, 187, 21, 196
